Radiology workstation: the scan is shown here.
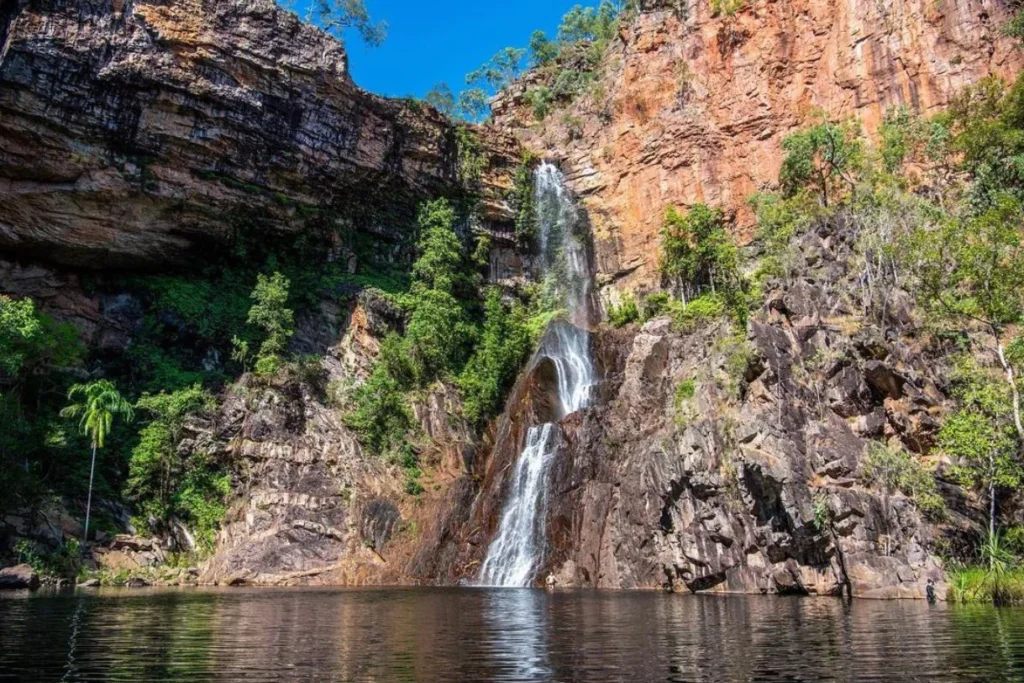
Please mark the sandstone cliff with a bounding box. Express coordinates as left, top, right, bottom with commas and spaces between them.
0, 0, 516, 269
493, 0, 1024, 293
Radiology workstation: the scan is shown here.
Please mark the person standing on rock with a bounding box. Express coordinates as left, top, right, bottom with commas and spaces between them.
926, 579, 937, 605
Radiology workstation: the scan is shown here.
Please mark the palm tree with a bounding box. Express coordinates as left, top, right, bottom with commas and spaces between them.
60, 380, 134, 544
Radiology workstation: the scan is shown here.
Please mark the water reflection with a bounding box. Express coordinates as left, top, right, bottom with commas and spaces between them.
2, 588, 1024, 681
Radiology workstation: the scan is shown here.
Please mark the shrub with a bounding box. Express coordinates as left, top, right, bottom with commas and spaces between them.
640, 291, 671, 321
675, 378, 696, 407
659, 204, 739, 300
345, 364, 414, 455
670, 293, 727, 332
459, 289, 532, 426
607, 292, 640, 327
247, 272, 295, 377
127, 386, 225, 553
862, 441, 946, 520
779, 118, 863, 206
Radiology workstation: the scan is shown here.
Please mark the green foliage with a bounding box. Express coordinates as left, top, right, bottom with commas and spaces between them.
15, 539, 81, 579
247, 272, 295, 377
0, 295, 41, 377
862, 441, 946, 519
878, 105, 951, 174
640, 291, 671, 321
61, 380, 134, 450
307, 0, 387, 47
659, 204, 739, 299
607, 292, 640, 327
513, 156, 540, 247
947, 75, 1024, 204
812, 494, 833, 532
347, 198, 480, 453
456, 88, 490, 122
904, 193, 1024, 330
467, 47, 526, 92
710, 0, 749, 16
669, 293, 727, 332
127, 386, 224, 552
0, 296, 82, 382
1004, 10, 1024, 43
345, 364, 414, 454
459, 289, 533, 426
557, 1, 622, 44
779, 118, 864, 206
675, 378, 696, 407
949, 532, 1024, 606
424, 82, 456, 116
526, 86, 554, 120
455, 126, 486, 185
529, 30, 559, 67
941, 356, 1022, 529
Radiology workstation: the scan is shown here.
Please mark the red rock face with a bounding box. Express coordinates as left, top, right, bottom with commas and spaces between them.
493, 0, 1024, 293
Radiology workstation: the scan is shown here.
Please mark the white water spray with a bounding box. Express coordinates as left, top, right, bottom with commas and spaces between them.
479, 163, 596, 587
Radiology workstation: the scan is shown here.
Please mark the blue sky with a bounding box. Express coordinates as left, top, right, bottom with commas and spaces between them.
286, 0, 582, 98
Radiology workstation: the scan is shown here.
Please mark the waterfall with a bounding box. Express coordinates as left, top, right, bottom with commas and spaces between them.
479, 162, 596, 588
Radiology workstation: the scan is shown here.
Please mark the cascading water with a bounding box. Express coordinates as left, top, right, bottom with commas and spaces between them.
479, 163, 596, 587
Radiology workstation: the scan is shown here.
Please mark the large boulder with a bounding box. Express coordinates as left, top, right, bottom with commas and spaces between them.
0, 564, 40, 590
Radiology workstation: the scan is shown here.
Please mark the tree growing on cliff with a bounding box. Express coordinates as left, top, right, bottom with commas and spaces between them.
424, 83, 456, 117
459, 288, 532, 426
529, 30, 559, 67
246, 272, 295, 377
127, 386, 226, 552
940, 357, 1023, 545
903, 193, 1024, 453
61, 380, 134, 544
467, 47, 527, 92
308, 0, 387, 47
779, 119, 864, 207
659, 203, 739, 302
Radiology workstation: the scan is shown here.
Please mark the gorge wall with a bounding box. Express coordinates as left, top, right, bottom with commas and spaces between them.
492, 0, 1024, 293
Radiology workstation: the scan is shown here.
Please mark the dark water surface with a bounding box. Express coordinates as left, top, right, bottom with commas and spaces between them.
2, 588, 1024, 682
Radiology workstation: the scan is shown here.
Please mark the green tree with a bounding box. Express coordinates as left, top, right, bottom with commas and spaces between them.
0, 295, 41, 379
127, 386, 224, 551
60, 380, 135, 543
345, 364, 413, 454
457, 88, 490, 122
941, 357, 1023, 543
903, 194, 1024, 448
779, 119, 863, 206
466, 47, 526, 92
529, 30, 559, 67
459, 289, 532, 425
307, 0, 387, 47
247, 272, 295, 376
404, 199, 477, 383
659, 203, 739, 301
558, 1, 621, 44
424, 82, 456, 116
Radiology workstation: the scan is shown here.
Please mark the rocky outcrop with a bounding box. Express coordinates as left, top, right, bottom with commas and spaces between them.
0, 0, 518, 269
493, 0, 1024, 291
421, 212, 959, 598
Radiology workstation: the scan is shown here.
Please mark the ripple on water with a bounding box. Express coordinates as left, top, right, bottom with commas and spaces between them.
2, 588, 1024, 682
